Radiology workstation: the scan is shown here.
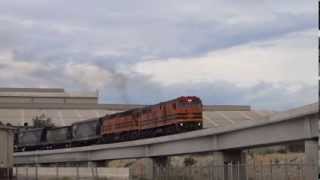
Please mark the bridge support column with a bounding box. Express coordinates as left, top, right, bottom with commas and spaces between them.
213, 150, 247, 180
304, 140, 318, 180
212, 152, 225, 179
143, 158, 154, 180
143, 157, 170, 180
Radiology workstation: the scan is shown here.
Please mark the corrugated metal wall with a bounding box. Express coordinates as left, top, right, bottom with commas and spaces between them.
0, 128, 13, 168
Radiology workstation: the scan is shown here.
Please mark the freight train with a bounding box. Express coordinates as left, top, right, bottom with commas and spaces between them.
14, 96, 203, 152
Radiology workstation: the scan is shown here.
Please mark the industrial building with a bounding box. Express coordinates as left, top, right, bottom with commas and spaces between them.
0, 125, 14, 178
0, 88, 274, 128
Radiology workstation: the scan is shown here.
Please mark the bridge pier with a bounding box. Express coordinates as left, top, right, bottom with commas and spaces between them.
304, 139, 318, 180
143, 157, 170, 180
213, 150, 247, 180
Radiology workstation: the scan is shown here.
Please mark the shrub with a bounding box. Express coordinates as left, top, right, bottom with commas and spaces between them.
184, 157, 197, 167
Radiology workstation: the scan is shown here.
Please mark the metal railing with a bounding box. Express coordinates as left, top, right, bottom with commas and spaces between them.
7, 163, 319, 180
0, 168, 13, 180
12, 167, 129, 180
130, 163, 318, 180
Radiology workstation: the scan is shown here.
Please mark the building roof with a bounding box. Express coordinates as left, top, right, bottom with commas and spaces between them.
0, 88, 65, 93
0, 88, 98, 105
0, 92, 98, 98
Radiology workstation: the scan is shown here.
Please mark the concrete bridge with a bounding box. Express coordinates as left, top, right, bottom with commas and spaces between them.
14, 103, 319, 179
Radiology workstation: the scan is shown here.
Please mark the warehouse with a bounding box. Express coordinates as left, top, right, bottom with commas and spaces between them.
0, 125, 14, 178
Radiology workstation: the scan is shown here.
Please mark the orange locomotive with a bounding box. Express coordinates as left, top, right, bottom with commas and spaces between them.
101, 96, 203, 142
14, 96, 203, 152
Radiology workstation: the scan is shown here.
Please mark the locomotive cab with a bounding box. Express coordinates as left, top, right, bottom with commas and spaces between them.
174, 96, 203, 130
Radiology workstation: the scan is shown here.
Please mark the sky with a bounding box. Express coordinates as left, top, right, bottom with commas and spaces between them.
0, 0, 317, 110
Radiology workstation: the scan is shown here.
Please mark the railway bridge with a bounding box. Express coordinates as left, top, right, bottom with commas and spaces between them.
14, 103, 319, 180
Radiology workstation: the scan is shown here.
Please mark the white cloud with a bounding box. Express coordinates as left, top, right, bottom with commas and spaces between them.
64, 63, 112, 90
133, 30, 317, 87
0, 0, 316, 109
0, 50, 45, 78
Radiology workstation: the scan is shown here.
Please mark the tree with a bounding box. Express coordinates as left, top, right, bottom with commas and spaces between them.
184, 157, 197, 167
33, 114, 55, 128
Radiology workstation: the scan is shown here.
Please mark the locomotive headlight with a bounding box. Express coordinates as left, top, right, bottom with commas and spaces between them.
198, 123, 201, 126
180, 123, 184, 126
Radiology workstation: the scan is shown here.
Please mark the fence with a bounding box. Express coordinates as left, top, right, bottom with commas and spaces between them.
0, 168, 13, 180
5, 163, 318, 180
12, 167, 129, 180
130, 163, 318, 180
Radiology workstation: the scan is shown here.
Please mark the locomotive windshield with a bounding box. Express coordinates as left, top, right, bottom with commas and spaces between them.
178, 97, 202, 108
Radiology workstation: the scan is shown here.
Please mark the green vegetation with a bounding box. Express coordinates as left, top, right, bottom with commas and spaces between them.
33, 114, 55, 128
184, 157, 197, 167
